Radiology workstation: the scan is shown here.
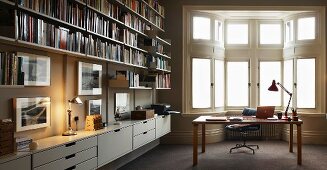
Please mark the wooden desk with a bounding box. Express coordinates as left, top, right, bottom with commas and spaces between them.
192, 116, 303, 166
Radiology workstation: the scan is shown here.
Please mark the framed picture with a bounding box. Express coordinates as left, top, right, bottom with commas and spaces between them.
78, 62, 102, 95
18, 52, 51, 86
87, 99, 102, 115
115, 93, 130, 114
14, 97, 51, 132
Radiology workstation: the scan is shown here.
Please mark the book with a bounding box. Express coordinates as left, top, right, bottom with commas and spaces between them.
206, 116, 227, 121
229, 117, 244, 121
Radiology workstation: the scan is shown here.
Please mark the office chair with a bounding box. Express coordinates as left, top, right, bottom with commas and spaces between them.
225, 108, 260, 154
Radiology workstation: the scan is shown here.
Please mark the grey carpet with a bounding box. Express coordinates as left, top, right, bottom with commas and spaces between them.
118, 141, 327, 170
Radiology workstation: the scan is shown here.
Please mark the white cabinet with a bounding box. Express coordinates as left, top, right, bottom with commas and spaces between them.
133, 129, 156, 149
98, 126, 133, 167
156, 115, 171, 138
0, 155, 31, 170
133, 119, 155, 136
33, 136, 97, 170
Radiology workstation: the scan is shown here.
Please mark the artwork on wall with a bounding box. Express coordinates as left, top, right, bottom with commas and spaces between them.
14, 97, 51, 132
87, 99, 102, 115
78, 62, 102, 95
18, 52, 51, 86
115, 93, 130, 114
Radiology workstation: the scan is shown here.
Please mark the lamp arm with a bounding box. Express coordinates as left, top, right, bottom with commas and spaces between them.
277, 82, 292, 96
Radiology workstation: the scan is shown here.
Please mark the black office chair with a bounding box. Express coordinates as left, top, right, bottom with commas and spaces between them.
225, 108, 260, 154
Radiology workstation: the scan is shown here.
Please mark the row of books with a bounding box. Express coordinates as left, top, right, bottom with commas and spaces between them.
18, 0, 86, 28
88, 0, 122, 22
120, 0, 164, 29
121, 12, 150, 34
123, 29, 138, 47
144, 39, 164, 54
18, 12, 86, 53
148, 56, 169, 70
87, 10, 118, 38
156, 74, 171, 88
123, 48, 147, 66
144, 0, 165, 16
0, 52, 24, 85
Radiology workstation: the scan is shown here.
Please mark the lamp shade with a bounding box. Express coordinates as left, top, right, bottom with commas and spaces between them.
268, 80, 279, 91
69, 96, 83, 105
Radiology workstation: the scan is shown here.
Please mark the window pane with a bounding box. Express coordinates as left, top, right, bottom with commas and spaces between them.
227, 24, 248, 44
285, 20, 294, 43
215, 20, 223, 42
283, 60, 293, 108
298, 17, 315, 40
260, 24, 282, 44
297, 59, 315, 108
227, 62, 248, 106
193, 17, 211, 40
260, 61, 281, 106
192, 58, 211, 108
215, 60, 224, 107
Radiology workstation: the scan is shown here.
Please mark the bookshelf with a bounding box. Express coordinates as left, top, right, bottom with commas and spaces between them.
0, 0, 171, 89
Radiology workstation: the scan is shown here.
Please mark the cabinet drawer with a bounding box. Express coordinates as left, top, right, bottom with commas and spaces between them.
74, 156, 97, 170
156, 115, 171, 139
34, 146, 97, 170
133, 128, 155, 150
33, 136, 97, 167
0, 155, 31, 170
133, 119, 155, 136
98, 126, 133, 167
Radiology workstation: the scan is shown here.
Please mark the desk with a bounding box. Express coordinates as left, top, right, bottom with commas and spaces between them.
192, 116, 303, 166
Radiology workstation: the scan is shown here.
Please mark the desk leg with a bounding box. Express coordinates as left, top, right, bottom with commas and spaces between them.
193, 124, 198, 166
289, 124, 293, 153
297, 124, 302, 165
202, 124, 205, 153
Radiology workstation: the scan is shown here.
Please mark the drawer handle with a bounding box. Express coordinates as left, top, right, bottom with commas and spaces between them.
65, 142, 76, 147
65, 154, 76, 160
114, 129, 121, 132
143, 131, 148, 134
65, 165, 76, 170
143, 121, 147, 124
162, 115, 166, 118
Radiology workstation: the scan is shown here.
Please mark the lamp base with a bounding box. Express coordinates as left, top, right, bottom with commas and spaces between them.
62, 129, 77, 136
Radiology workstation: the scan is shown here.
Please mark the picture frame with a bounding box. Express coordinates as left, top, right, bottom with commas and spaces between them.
14, 97, 51, 132
87, 99, 102, 115
78, 62, 102, 95
18, 52, 51, 86
114, 93, 130, 114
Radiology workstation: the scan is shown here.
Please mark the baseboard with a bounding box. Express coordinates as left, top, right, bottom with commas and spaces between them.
282, 128, 327, 144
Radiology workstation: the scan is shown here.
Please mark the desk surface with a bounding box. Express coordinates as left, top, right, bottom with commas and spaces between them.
193, 116, 303, 125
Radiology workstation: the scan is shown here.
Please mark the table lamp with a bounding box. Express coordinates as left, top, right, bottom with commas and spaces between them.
63, 96, 83, 136
268, 80, 292, 118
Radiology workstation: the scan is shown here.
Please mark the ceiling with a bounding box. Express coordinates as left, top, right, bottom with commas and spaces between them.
202, 10, 312, 19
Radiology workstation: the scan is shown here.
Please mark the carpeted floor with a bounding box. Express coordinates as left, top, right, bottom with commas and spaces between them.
118, 140, 327, 170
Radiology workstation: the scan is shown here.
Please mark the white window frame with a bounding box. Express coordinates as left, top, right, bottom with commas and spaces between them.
258, 20, 283, 48
295, 12, 319, 45
224, 20, 250, 48
284, 18, 295, 47
225, 59, 250, 110
258, 59, 283, 109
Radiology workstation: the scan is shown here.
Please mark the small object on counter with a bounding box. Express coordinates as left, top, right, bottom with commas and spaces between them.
85, 115, 103, 131
293, 116, 299, 121
131, 109, 155, 120
136, 105, 143, 110
29, 141, 38, 150
0, 120, 15, 156
277, 112, 283, 119
74, 116, 79, 131
288, 117, 292, 121
15, 137, 32, 150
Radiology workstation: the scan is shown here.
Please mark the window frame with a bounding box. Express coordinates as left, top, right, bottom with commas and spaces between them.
258, 20, 284, 48
225, 59, 250, 110
284, 19, 295, 47
295, 12, 319, 44
258, 59, 283, 109
224, 20, 250, 48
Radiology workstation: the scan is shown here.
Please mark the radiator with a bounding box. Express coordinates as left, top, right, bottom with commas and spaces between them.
226, 124, 282, 140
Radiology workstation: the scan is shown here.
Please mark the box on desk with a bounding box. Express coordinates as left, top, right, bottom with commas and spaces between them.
131, 109, 155, 120
85, 115, 103, 131
109, 79, 129, 88
0, 121, 15, 156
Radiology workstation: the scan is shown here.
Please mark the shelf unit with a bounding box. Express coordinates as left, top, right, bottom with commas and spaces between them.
0, 0, 171, 89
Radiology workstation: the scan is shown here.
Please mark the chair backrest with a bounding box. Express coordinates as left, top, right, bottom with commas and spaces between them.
242, 108, 257, 116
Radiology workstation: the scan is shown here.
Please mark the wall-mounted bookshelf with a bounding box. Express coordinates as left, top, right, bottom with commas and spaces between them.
0, 0, 171, 89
